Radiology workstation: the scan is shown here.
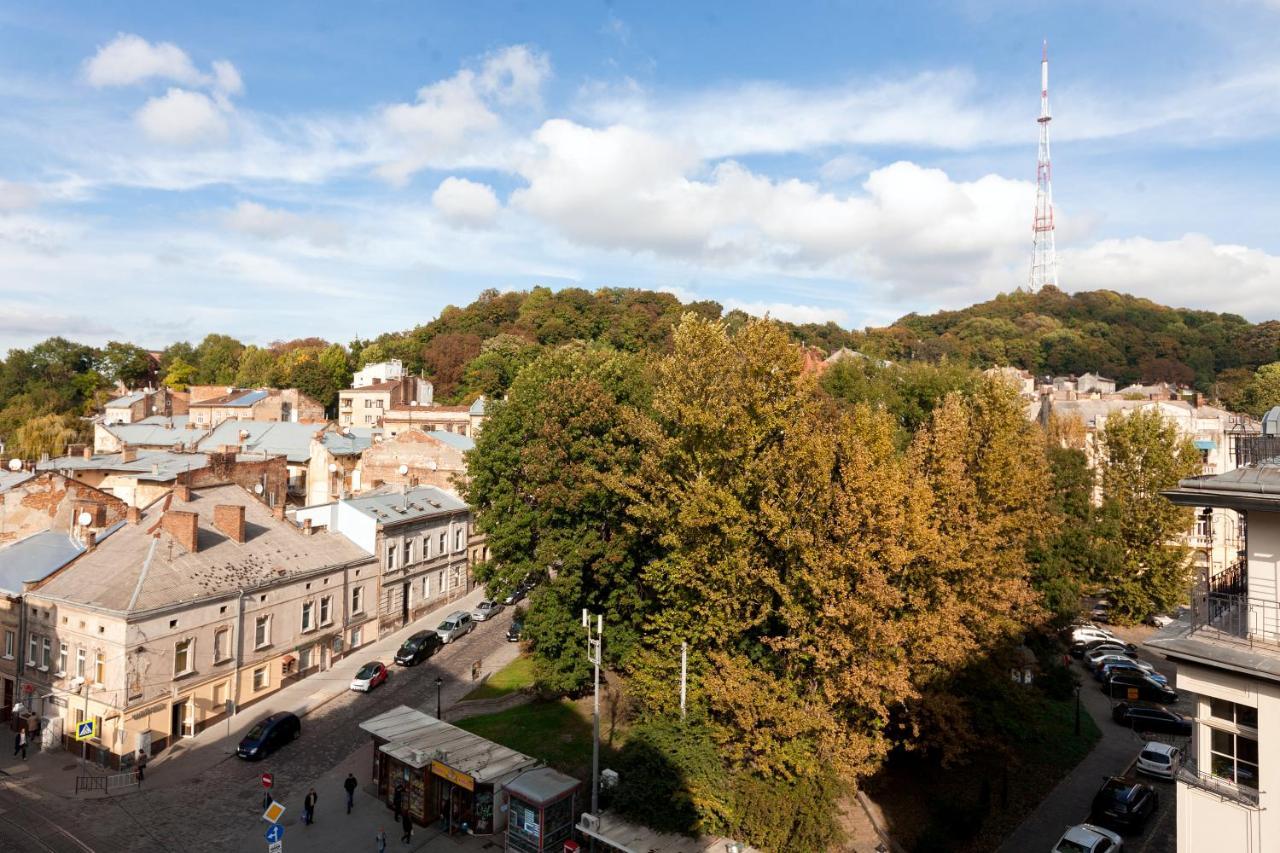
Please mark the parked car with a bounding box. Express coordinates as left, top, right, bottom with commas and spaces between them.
395, 631, 444, 666
349, 661, 389, 692
471, 600, 504, 622
237, 712, 301, 760
1072, 637, 1133, 659
501, 586, 527, 606
1101, 673, 1177, 704
506, 616, 523, 642
1052, 822, 1124, 853
1097, 661, 1168, 687
1090, 605, 1113, 624
1090, 776, 1157, 832
1136, 741, 1183, 780
1089, 653, 1154, 674
436, 611, 475, 643
1084, 646, 1140, 669
1145, 613, 1175, 628
1112, 703, 1192, 736
1071, 627, 1118, 645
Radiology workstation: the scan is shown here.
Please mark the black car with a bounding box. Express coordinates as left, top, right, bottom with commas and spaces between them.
1072, 638, 1138, 659
395, 631, 444, 666
1101, 673, 1177, 704
237, 712, 301, 760
1090, 776, 1157, 832
1112, 702, 1192, 736
506, 617, 523, 642
501, 586, 527, 606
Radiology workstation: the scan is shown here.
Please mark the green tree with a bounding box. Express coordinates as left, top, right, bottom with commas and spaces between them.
460, 334, 538, 399
162, 357, 198, 391
1240, 362, 1280, 417
12, 413, 79, 459
234, 346, 280, 388
192, 334, 244, 384
1097, 409, 1202, 622
96, 342, 155, 388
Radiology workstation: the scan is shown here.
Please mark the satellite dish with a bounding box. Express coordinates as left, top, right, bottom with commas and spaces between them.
78, 512, 93, 527
254, 484, 264, 495
328, 463, 338, 473
7, 459, 21, 471
397, 464, 409, 476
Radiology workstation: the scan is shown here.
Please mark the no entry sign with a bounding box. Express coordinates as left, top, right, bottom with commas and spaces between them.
261, 772, 274, 788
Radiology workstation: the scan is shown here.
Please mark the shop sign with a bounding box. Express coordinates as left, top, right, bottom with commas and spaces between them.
431, 760, 475, 791
48, 695, 67, 708
131, 703, 164, 720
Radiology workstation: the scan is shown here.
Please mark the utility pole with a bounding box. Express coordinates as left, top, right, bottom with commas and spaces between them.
1029, 40, 1058, 291
583, 609, 603, 824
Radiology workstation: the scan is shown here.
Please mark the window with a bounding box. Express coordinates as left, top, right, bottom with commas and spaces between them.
438, 571, 445, 592
386, 545, 397, 571
319, 596, 332, 626
404, 539, 413, 564
424, 534, 431, 559
76, 648, 86, 678
301, 601, 315, 632
351, 586, 364, 615
3, 629, 14, 659
41, 637, 51, 670
93, 714, 103, 740
212, 681, 226, 707
455, 528, 463, 550
350, 626, 362, 648
174, 639, 193, 675
58, 642, 68, 675
1195, 513, 1211, 538
422, 575, 431, 600
27, 633, 37, 665
255, 615, 271, 649
1210, 697, 1259, 728
253, 666, 269, 691
299, 646, 312, 670
213, 628, 229, 662
95, 651, 104, 684
439, 532, 446, 554
1210, 728, 1260, 791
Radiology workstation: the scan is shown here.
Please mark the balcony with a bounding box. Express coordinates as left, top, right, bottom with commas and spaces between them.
1178, 757, 1261, 807
1190, 587, 1280, 652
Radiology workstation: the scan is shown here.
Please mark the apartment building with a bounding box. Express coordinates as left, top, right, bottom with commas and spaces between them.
187, 386, 325, 428
11, 483, 376, 767
338, 375, 435, 428
93, 415, 210, 454
1149, 445, 1280, 852
305, 427, 377, 506
294, 486, 473, 638
382, 397, 487, 438
359, 429, 473, 496
103, 388, 188, 425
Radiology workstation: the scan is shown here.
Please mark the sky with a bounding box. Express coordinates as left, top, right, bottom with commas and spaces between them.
3, 0, 1280, 350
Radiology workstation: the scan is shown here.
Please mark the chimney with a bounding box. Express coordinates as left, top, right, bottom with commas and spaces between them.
272, 503, 285, 521
120, 444, 137, 463
173, 482, 191, 502
82, 445, 93, 460
302, 518, 313, 536
214, 504, 246, 543
127, 506, 142, 524
161, 510, 199, 553
84, 530, 96, 552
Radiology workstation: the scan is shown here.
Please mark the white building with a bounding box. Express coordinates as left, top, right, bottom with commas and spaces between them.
353, 360, 406, 390
1152, 452, 1280, 852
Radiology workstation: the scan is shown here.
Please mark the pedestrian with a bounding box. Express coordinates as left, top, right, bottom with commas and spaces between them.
17, 729, 27, 760
344, 772, 358, 814
375, 827, 387, 853
135, 753, 147, 785
304, 788, 318, 825
392, 782, 404, 822
400, 810, 413, 844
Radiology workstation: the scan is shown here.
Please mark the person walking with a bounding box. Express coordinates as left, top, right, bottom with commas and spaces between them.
17, 729, 27, 760
304, 788, 318, 825
135, 753, 147, 785
392, 782, 404, 822
400, 810, 413, 845
375, 827, 387, 853
344, 773, 358, 814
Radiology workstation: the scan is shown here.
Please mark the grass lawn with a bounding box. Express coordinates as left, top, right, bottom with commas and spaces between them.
462, 655, 535, 701
455, 695, 623, 780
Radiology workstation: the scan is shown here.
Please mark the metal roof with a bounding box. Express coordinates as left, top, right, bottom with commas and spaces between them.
106, 391, 148, 409
343, 486, 468, 525
0, 530, 84, 595
505, 767, 579, 805
469, 397, 486, 416
138, 415, 190, 427
0, 470, 34, 493
38, 451, 208, 482
359, 705, 538, 783
190, 389, 270, 408
102, 421, 209, 449
425, 431, 475, 452
197, 420, 318, 463
320, 431, 375, 456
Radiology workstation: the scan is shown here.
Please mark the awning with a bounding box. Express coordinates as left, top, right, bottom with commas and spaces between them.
1194, 439, 1217, 450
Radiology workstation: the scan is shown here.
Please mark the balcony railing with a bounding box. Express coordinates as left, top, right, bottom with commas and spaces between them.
1190, 587, 1280, 651
1178, 758, 1261, 807
1234, 435, 1280, 468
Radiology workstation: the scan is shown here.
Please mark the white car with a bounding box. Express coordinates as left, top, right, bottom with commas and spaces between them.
1146, 613, 1175, 628
1053, 822, 1123, 853
348, 661, 388, 693
1136, 741, 1183, 780
471, 600, 504, 622
1071, 627, 1118, 645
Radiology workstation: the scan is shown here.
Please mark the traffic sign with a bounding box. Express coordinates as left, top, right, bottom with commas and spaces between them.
262, 800, 286, 824
75, 720, 97, 741
265, 824, 284, 843
261, 772, 274, 788
268, 843, 282, 853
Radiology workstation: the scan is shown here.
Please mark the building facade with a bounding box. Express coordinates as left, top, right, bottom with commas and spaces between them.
382, 398, 487, 439
338, 376, 435, 428
188, 387, 325, 428
359, 429, 473, 496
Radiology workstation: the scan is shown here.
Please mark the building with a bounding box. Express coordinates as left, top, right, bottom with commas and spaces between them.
338, 375, 435, 428
1037, 397, 1260, 579
187, 387, 325, 428
103, 388, 188, 425
352, 359, 408, 389
305, 426, 378, 506
196, 420, 319, 501
382, 397, 487, 439
1077, 372, 1117, 395
984, 366, 1037, 399
293, 486, 473, 638
13, 482, 376, 766
1150, 446, 1280, 852
93, 415, 211, 454
360, 429, 474, 496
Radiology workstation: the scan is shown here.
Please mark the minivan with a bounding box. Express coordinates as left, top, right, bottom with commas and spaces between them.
436, 611, 475, 643
237, 712, 301, 760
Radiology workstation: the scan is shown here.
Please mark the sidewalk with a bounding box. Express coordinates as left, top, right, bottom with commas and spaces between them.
0, 586, 488, 799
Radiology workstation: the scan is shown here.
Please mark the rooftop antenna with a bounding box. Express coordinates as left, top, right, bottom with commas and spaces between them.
1029, 39, 1058, 291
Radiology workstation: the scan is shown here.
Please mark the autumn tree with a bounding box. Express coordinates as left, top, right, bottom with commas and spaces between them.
12, 413, 79, 459
1097, 408, 1202, 621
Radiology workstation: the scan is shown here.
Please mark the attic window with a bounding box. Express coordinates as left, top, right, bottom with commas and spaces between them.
169, 620, 178, 629
305, 583, 311, 590
260, 595, 267, 603
99, 626, 105, 634
220, 605, 228, 615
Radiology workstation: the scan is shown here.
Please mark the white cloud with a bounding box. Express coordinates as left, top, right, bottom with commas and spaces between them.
0, 181, 40, 210
224, 200, 345, 247
474, 45, 550, 106
212, 60, 243, 96
431, 177, 500, 228
724, 299, 851, 325
135, 88, 228, 145
84, 34, 203, 88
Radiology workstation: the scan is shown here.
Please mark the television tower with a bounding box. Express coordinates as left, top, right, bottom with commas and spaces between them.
1029, 40, 1058, 290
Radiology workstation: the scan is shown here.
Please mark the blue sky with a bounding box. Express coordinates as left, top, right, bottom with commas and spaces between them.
3, 0, 1280, 350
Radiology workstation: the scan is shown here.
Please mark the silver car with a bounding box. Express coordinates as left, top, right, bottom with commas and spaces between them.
471, 600, 503, 622
436, 611, 475, 643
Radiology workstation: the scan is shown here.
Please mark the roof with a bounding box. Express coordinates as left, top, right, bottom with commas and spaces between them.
33, 483, 371, 612
138, 415, 190, 427
359, 705, 538, 782
0, 530, 85, 595
344, 486, 468, 525
0, 469, 34, 493
38, 451, 208, 482
579, 812, 762, 853
106, 391, 149, 409
197, 420, 318, 463
1164, 466, 1280, 510
505, 767, 579, 805
190, 389, 269, 408
101, 420, 209, 449
320, 430, 375, 457
425, 430, 475, 452
468, 397, 486, 416
345, 379, 402, 393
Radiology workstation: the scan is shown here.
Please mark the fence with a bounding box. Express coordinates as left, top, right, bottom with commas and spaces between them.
1190, 588, 1280, 650
74, 771, 139, 795
1177, 758, 1261, 807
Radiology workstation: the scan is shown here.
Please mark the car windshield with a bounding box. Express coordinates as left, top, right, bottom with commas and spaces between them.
439, 621, 456, 631
356, 663, 380, 679
246, 723, 267, 739
479, 601, 494, 609
1054, 840, 1091, 853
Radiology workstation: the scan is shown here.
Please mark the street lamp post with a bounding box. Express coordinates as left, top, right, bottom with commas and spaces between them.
1074, 684, 1081, 735
583, 610, 602, 826
435, 676, 443, 721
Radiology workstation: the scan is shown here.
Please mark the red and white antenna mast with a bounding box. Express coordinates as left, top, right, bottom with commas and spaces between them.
1029, 40, 1058, 290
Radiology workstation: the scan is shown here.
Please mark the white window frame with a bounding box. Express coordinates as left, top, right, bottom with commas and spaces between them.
94, 650, 104, 685
174, 638, 194, 676
213, 628, 230, 663
319, 595, 332, 626
41, 637, 51, 670
350, 626, 362, 648
27, 633, 37, 666
301, 601, 315, 633
422, 575, 431, 600
253, 666, 269, 691
404, 539, 413, 564
439, 532, 446, 554
254, 615, 271, 650
3, 629, 13, 659
58, 642, 68, 676
76, 647, 86, 678
386, 545, 397, 571
352, 586, 364, 615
